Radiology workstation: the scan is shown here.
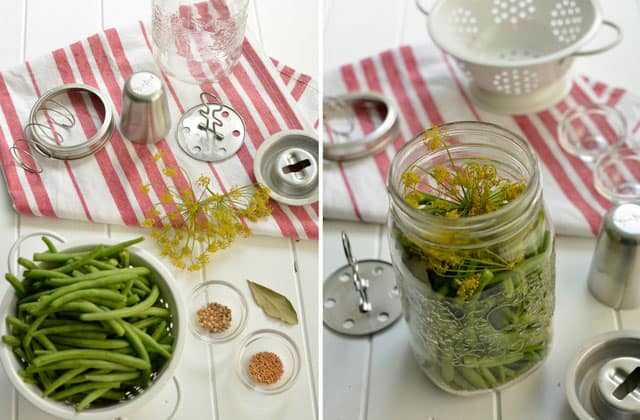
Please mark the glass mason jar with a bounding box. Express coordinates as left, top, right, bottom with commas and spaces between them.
152, 0, 249, 83
387, 121, 556, 395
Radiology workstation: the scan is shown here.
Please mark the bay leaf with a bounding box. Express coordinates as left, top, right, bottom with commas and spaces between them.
247, 280, 298, 325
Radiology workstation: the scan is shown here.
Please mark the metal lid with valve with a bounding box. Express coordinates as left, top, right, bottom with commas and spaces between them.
567, 330, 640, 420
253, 130, 318, 206
323, 232, 402, 336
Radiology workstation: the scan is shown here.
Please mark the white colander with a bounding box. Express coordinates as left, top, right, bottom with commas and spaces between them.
417, 0, 623, 114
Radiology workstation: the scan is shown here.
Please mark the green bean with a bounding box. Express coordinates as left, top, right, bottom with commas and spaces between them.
7, 316, 29, 331
132, 324, 171, 359
120, 321, 150, 384
89, 259, 118, 271
35, 335, 57, 352
67, 302, 125, 336
84, 371, 140, 383
41, 236, 58, 253
2, 335, 20, 347
133, 279, 151, 294
132, 288, 148, 297
24, 313, 48, 349
32, 274, 139, 314
33, 251, 88, 263
137, 307, 171, 318
50, 381, 121, 401
101, 390, 125, 400
50, 336, 130, 349
71, 270, 84, 277
459, 367, 488, 389
76, 386, 114, 411
4, 273, 25, 296
18, 257, 38, 270
151, 320, 167, 342
13, 347, 25, 360
33, 324, 104, 337
26, 360, 135, 373
52, 246, 104, 274
107, 258, 119, 267
50, 289, 126, 309
43, 367, 86, 397
24, 269, 70, 279
81, 286, 159, 321
119, 251, 130, 268
33, 350, 150, 370
18, 289, 51, 304
57, 332, 108, 340
127, 294, 140, 305
85, 265, 100, 273
33, 237, 144, 263
45, 267, 149, 287
133, 317, 162, 330
159, 335, 174, 346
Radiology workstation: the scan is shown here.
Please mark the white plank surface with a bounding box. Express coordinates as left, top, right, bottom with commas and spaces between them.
0, 1, 319, 419
323, 1, 640, 419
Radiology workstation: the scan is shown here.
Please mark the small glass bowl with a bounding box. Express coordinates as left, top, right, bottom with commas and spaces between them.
594, 147, 640, 202
235, 329, 301, 394
558, 104, 627, 162
189, 281, 248, 344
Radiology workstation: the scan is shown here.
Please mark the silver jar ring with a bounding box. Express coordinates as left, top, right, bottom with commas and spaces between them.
323, 91, 399, 162
28, 84, 115, 160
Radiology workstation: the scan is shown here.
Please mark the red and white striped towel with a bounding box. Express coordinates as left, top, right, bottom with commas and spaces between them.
324, 43, 640, 237
0, 21, 319, 240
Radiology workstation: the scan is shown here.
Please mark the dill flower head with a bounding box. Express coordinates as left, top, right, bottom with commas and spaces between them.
141, 170, 272, 271
402, 126, 526, 218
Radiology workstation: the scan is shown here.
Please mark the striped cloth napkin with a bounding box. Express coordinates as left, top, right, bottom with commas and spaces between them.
0, 18, 319, 240
324, 42, 640, 237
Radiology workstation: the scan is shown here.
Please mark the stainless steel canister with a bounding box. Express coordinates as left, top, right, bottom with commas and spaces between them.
120, 71, 171, 144
587, 203, 640, 309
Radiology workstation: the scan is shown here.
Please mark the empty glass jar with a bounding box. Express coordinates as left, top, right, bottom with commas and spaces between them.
152, 0, 249, 83
387, 122, 556, 395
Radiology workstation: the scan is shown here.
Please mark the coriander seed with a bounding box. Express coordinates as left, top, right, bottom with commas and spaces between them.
197, 302, 232, 333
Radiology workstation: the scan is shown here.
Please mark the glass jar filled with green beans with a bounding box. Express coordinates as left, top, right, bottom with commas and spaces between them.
387, 122, 556, 395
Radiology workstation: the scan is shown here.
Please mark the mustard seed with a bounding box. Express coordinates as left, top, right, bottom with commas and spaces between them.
248, 351, 284, 385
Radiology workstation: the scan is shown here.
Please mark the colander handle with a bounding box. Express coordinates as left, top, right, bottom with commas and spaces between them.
415, 0, 431, 16
572, 20, 623, 57
7, 232, 66, 276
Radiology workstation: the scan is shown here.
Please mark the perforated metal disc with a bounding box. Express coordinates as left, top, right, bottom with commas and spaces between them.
176, 103, 245, 162
323, 260, 402, 336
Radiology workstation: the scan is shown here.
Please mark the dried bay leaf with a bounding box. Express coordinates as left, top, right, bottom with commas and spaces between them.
247, 280, 298, 325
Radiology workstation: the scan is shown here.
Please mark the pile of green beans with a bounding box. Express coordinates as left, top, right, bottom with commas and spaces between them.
2, 237, 174, 412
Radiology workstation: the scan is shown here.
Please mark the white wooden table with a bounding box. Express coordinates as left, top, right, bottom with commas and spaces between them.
323, 1, 640, 419
0, 1, 319, 420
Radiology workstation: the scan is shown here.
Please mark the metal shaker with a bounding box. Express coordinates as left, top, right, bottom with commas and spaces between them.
120, 71, 171, 144
587, 203, 640, 309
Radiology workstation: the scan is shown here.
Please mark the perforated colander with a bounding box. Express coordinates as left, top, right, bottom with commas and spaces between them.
417, 0, 622, 114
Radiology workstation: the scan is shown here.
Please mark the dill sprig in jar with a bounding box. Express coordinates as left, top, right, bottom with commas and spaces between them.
387, 122, 556, 395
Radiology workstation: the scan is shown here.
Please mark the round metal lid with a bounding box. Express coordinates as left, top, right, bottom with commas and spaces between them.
27, 84, 115, 161
323, 260, 402, 336
253, 130, 318, 206
176, 100, 245, 162
323, 91, 399, 162
566, 330, 640, 420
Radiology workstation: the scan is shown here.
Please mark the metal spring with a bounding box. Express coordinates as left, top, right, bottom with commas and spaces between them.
197, 91, 224, 140
9, 99, 75, 173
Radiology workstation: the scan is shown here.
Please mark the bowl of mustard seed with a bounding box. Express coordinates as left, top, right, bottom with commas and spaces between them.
235, 329, 300, 394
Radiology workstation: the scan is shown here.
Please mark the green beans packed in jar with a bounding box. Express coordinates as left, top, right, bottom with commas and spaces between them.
387, 122, 556, 395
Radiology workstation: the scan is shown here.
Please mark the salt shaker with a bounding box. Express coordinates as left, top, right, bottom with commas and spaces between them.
587, 203, 640, 309
120, 71, 171, 144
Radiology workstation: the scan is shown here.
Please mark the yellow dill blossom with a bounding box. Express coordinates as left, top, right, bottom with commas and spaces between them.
153, 151, 164, 162
455, 273, 481, 298
423, 126, 446, 151
142, 167, 272, 271
401, 170, 421, 192
197, 175, 210, 188
140, 184, 151, 194
405, 191, 424, 209
402, 126, 526, 218
162, 167, 177, 177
